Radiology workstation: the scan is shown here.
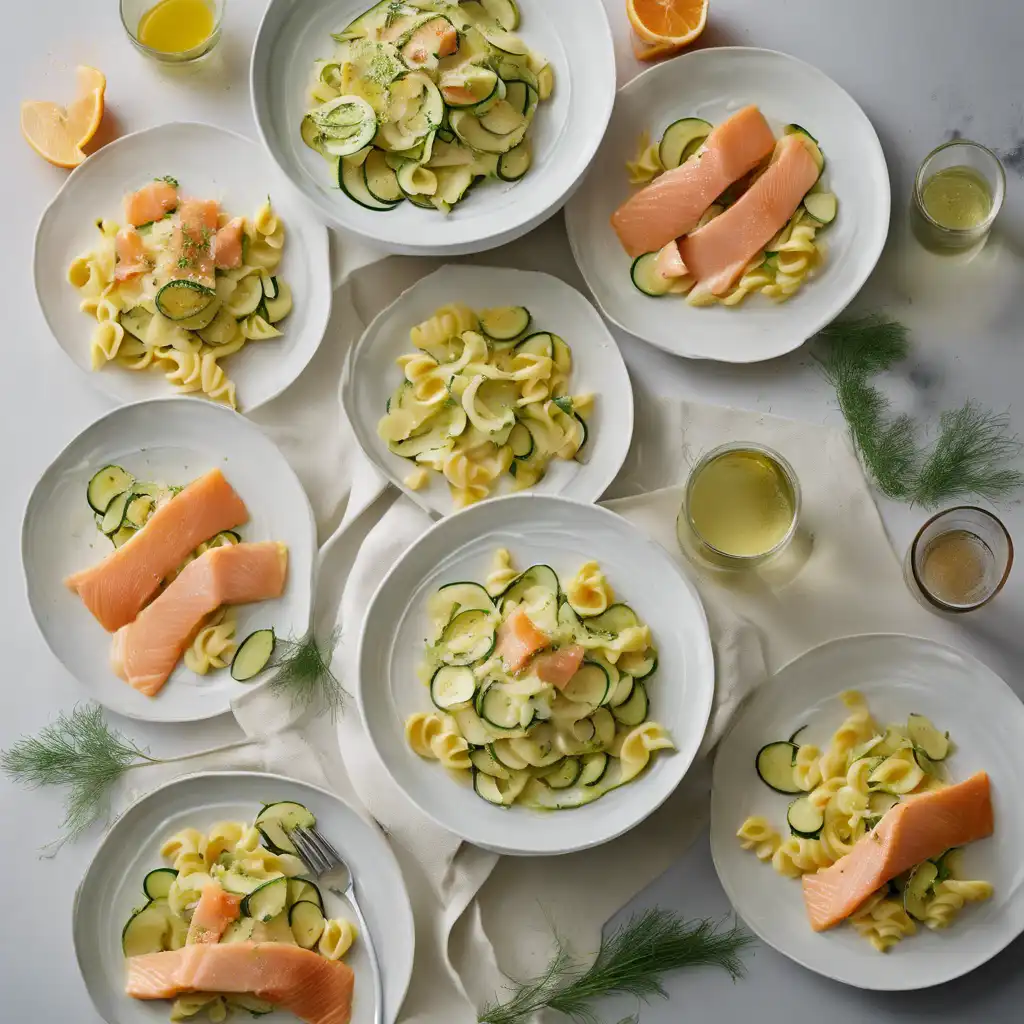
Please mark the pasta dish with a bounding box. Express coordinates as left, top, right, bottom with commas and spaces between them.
302, 0, 552, 212
404, 549, 673, 808
377, 302, 592, 507
67, 176, 292, 410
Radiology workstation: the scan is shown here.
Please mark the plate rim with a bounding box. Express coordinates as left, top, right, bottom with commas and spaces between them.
249, 0, 617, 256
20, 395, 318, 724
340, 263, 635, 517
356, 491, 716, 856
565, 45, 892, 364
71, 768, 416, 1024
709, 631, 1024, 991
32, 119, 333, 412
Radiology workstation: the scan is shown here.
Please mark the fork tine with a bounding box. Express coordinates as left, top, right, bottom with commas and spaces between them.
309, 825, 343, 866
295, 826, 334, 873
289, 826, 328, 875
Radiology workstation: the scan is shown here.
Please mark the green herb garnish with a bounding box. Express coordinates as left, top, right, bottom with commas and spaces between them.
155, 175, 179, 187
479, 909, 753, 1024
267, 628, 346, 716
814, 315, 1023, 505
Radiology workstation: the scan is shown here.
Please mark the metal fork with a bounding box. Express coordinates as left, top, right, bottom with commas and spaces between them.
289, 825, 384, 1024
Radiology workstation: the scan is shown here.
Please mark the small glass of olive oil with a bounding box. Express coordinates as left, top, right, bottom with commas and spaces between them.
121, 0, 224, 64
905, 507, 1013, 613
911, 140, 1005, 254
678, 443, 801, 570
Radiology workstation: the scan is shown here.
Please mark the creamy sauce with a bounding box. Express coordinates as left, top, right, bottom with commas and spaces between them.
138, 0, 215, 54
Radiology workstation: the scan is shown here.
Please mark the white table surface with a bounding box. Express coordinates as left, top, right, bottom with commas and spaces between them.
3, 1, 1023, 1021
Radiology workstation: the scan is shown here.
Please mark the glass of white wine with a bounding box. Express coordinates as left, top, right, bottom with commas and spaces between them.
911, 140, 1005, 254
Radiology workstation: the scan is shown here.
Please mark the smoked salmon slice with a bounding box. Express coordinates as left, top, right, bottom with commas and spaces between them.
611, 106, 776, 258
211, 217, 245, 270
802, 772, 994, 932
65, 469, 249, 633
679, 133, 821, 297
533, 644, 585, 689
114, 227, 150, 282
186, 884, 241, 945
124, 180, 179, 227
171, 198, 220, 285
126, 942, 355, 1024
111, 541, 288, 696
496, 605, 550, 673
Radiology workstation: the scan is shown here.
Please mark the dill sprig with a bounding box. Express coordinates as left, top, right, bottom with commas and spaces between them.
1, 705, 252, 851
268, 628, 346, 716
814, 315, 1024, 506
479, 909, 753, 1024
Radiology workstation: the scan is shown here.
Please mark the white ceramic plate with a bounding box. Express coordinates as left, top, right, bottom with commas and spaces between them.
358, 494, 715, 856
342, 265, 633, 517
73, 771, 414, 1024
22, 398, 316, 723
565, 47, 890, 363
250, 0, 615, 255
710, 634, 1024, 990
34, 122, 332, 412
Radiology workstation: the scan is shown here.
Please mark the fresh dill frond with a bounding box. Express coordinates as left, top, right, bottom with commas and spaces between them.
0, 705, 156, 848
913, 402, 1024, 506
269, 628, 346, 716
479, 910, 753, 1024
816, 314, 909, 380
155, 175, 179, 187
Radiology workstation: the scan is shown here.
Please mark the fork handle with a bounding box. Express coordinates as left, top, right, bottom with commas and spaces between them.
333, 884, 384, 1024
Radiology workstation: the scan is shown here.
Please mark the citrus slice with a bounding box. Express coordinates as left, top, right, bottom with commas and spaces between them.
627, 0, 709, 47
20, 65, 106, 169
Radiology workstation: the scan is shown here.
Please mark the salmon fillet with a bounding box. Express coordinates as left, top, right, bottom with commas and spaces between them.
679, 133, 821, 296
212, 217, 245, 270
171, 198, 220, 285
110, 541, 288, 696
186, 884, 241, 945
611, 106, 776, 258
65, 469, 249, 632
496, 605, 550, 673
124, 180, 179, 227
126, 943, 355, 1024
114, 227, 150, 282
533, 645, 585, 689
802, 771, 994, 932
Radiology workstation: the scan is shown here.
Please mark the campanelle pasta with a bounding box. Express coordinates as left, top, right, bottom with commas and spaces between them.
378, 304, 593, 507
68, 179, 294, 411
736, 692, 993, 952
403, 549, 671, 809
122, 802, 356, 1024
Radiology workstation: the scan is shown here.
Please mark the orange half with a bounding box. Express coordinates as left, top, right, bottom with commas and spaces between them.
21, 65, 106, 169
627, 0, 709, 47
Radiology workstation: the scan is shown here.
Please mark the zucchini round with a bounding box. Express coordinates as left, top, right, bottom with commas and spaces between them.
289, 899, 327, 948
241, 876, 289, 922
122, 899, 171, 957
87, 465, 134, 514
541, 757, 581, 789
579, 751, 609, 787
430, 664, 477, 711
610, 681, 648, 727
143, 867, 178, 901
155, 280, 217, 325
253, 800, 315, 855
479, 305, 530, 341
907, 713, 949, 761
755, 741, 801, 794
230, 629, 275, 682
659, 117, 712, 169
787, 796, 825, 838
438, 608, 497, 666
497, 142, 531, 181
630, 252, 673, 297
561, 662, 610, 707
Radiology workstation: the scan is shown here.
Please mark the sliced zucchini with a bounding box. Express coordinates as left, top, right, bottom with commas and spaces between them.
782, 127, 825, 175
122, 899, 171, 956
849, 734, 884, 762
907, 714, 949, 761
469, 747, 511, 779
579, 751, 609, 787
476, 21, 528, 55
659, 117, 712, 169
867, 791, 900, 826
504, 80, 529, 116
476, 681, 525, 731
440, 65, 500, 108
480, 99, 525, 136
340, 156, 401, 211
398, 15, 456, 71
438, 608, 497, 666
585, 604, 639, 635
787, 796, 825, 838
616, 648, 657, 681
755, 741, 801, 794
514, 331, 553, 359
430, 665, 476, 711
241, 876, 289, 922
913, 746, 946, 778
288, 900, 327, 948
198, 305, 240, 346
87, 465, 134, 514
450, 109, 528, 154
479, 306, 530, 341
227, 996, 274, 1016
452, 706, 492, 746
111, 525, 137, 549
508, 422, 534, 459
143, 867, 178, 900
903, 860, 940, 922
155, 280, 217, 325
784, 123, 819, 144
435, 165, 475, 206
497, 140, 531, 182
541, 757, 581, 789
434, 581, 496, 619
561, 662, 610, 707
610, 681, 648, 727
473, 769, 510, 806
100, 490, 133, 535
498, 564, 560, 612
482, 0, 519, 30
363, 149, 404, 204
310, 95, 378, 157
934, 848, 963, 883
119, 306, 153, 341
217, 868, 268, 896
253, 801, 315, 856
607, 675, 635, 708
220, 917, 257, 943
230, 629, 275, 682
227, 275, 264, 319
803, 191, 837, 225
287, 878, 324, 911
630, 252, 673, 297
125, 494, 154, 529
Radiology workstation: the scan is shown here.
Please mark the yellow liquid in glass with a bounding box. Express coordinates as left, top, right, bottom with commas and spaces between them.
688, 450, 796, 558
138, 0, 215, 54
921, 166, 992, 230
